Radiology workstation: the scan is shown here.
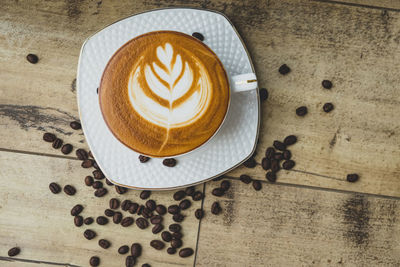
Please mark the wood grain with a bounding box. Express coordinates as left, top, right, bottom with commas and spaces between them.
328, 0, 400, 10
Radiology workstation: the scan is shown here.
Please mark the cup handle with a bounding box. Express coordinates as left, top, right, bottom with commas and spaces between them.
230, 73, 258, 93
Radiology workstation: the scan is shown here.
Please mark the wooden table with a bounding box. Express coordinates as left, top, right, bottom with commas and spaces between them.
1, 0, 400, 266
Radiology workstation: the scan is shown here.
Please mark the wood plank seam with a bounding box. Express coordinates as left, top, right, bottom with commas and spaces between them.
192, 183, 206, 267
313, 0, 400, 12
0, 256, 81, 267
0, 147, 79, 161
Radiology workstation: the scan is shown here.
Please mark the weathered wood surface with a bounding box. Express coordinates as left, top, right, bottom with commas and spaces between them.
333, 0, 400, 10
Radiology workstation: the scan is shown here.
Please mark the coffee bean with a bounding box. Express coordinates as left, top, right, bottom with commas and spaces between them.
173, 190, 186, 201
179, 248, 194, 258
107, 199, 118, 210
282, 160, 295, 170
115, 185, 127, 194
150, 240, 165, 250
142, 208, 153, 218
94, 187, 107, 197
171, 238, 182, 249
220, 180, 230, 191
128, 203, 139, 214
259, 88, 269, 101
322, 80, 333, 89
273, 152, 283, 160
284, 135, 297, 146
118, 245, 129, 254
113, 212, 122, 224
26, 53, 38, 64
155, 204, 166, 215
84, 217, 94, 225
283, 150, 292, 160
126, 256, 135, 267
323, 102, 334, 113
82, 159, 94, 168
296, 106, 308, 116
96, 216, 108, 225
195, 209, 204, 220
240, 174, 252, 184
84, 176, 94, 186
278, 64, 291, 75
49, 182, 61, 194
74, 215, 83, 227
71, 204, 83, 216
163, 158, 177, 167
179, 199, 191, 210
8, 247, 20, 257
192, 191, 204, 201
261, 158, 271, 170
88, 151, 93, 158
150, 215, 163, 225
99, 239, 111, 249
185, 186, 195, 196
212, 176, 224, 182
92, 170, 104, 180
76, 149, 88, 160
43, 133, 56, 142
92, 181, 103, 189
145, 200, 156, 211
63, 185, 76, 196
243, 157, 256, 168
161, 231, 172, 242
105, 179, 113, 186
266, 171, 277, 183
84, 229, 96, 240
70, 121, 81, 130
139, 155, 150, 163
172, 232, 183, 239
347, 173, 359, 183
271, 160, 280, 172
211, 202, 221, 215
152, 223, 164, 234
104, 209, 114, 217
93, 161, 100, 170
131, 243, 142, 258
121, 200, 132, 211
121, 217, 134, 227
252, 180, 262, 191
265, 147, 275, 159
212, 188, 225, 197
273, 140, 286, 151
173, 213, 184, 222
52, 138, 63, 149
89, 256, 100, 266
192, 32, 204, 41
169, 224, 181, 233
61, 144, 73, 154
137, 205, 144, 216
142, 264, 151, 267
168, 205, 180, 214
136, 218, 149, 229
140, 190, 151, 200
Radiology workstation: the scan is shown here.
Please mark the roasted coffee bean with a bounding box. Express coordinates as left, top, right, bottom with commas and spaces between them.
76, 149, 88, 160
271, 160, 280, 172
92, 170, 104, 180
278, 64, 290, 75
125, 256, 135, 267
220, 180, 230, 191
43, 132, 56, 142
92, 181, 103, 189
137, 205, 144, 216
128, 203, 139, 214
261, 158, 271, 170
104, 209, 114, 217
179, 247, 194, 258
240, 174, 252, 184
283, 150, 292, 160
252, 180, 262, 191
136, 218, 149, 229
121, 200, 132, 211
82, 159, 94, 168
140, 190, 151, 199
284, 135, 297, 146
179, 199, 191, 210
88, 151, 93, 158
192, 191, 204, 201
211, 202, 221, 215
118, 245, 129, 254
150, 240, 165, 250
273, 152, 283, 160
109, 198, 120, 210
74, 215, 83, 227
150, 215, 163, 225
173, 213, 184, 222
84, 217, 94, 225
296, 106, 308, 116
273, 140, 286, 151
173, 190, 186, 201
139, 155, 150, 163
211, 188, 225, 197
161, 231, 172, 242
115, 185, 127, 194
173, 233, 183, 240
8, 247, 20, 257
152, 223, 163, 234
61, 144, 73, 154
146, 199, 156, 211
168, 205, 180, 214
89, 256, 100, 266
93, 161, 100, 170
265, 147, 275, 159
243, 157, 256, 168
96, 216, 109, 225
171, 238, 183, 249
192, 32, 204, 41
169, 224, 181, 233
142, 208, 153, 218
163, 158, 177, 167
185, 186, 195, 196
142, 264, 151, 267
322, 80, 333, 89
121, 217, 134, 227
167, 247, 177, 254
194, 209, 204, 220
70, 121, 81, 130
71, 204, 83, 216
84, 229, 96, 240
99, 239, 111, 249
94, 187, 107, 197
84, 176, 94, 186
155, 204, 166, 215
259, 88, 269, 101
64, 185, 76, 195
131, 243, 142, 257
212, 176, 224, 182
113, 212, 122, 224
49, 182, 61, 194
323, 102, 334, 113
347, 173, 359, 183
266, 171, 277, 183
26, 53, 39, 64
52, 138, 63, 149
105, 179, 113, 186
282, 160, 295, 170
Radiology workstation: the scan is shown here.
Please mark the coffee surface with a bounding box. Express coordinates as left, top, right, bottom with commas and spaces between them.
100, 31, 230, 157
